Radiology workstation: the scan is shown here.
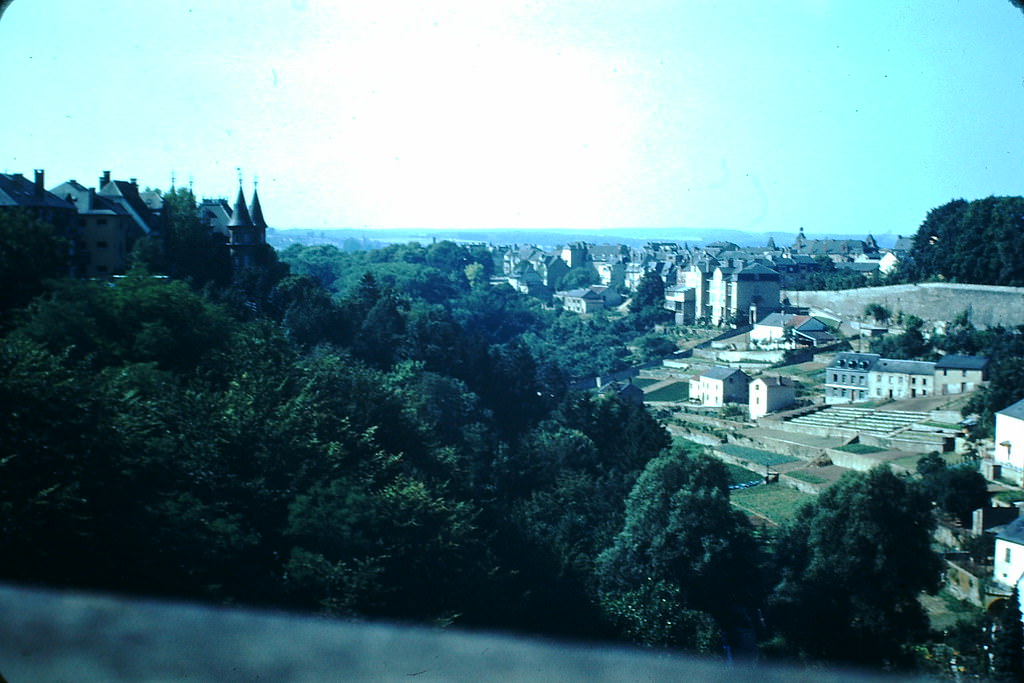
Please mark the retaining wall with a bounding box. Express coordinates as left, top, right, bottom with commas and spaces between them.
783, 282, 1024, 328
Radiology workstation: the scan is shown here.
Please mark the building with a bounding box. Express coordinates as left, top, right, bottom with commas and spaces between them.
709, 262, 781, 326
0, 170, 78, 272
749, 313, 832, 349
934, 354, 989, 395
868, 358, 935, 401
993, 517, 1024, 589
824, 352, 878, 404
749, 376, 796, 420
689, 367, 750, 407
225, 185, 271, 270
50, 179, 140, 278
993, 398, 1024, 485
554, 287, 604, 314
0, 170, 77, 233
663, 283, 696, 324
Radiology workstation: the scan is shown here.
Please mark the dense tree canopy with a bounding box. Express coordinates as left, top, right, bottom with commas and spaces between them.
0, 220, 995, 675
901, 196, 1024, 286
768, 466, 942, 666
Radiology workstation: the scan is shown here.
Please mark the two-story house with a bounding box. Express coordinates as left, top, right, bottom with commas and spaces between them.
749, 376, 796, 419
934, 354, 989, 395
868, 358, 935, 400
690, 367, 750, 407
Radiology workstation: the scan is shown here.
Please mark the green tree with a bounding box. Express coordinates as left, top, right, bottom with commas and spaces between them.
595, 449, 759, 651
768, 466, 942, 666
0, 209, 69, 318
631, 270, 665, 312
864, 302, 890, 324
990, 589, 1024, 681
915, 454, 989, 526
559, 266, 599, 291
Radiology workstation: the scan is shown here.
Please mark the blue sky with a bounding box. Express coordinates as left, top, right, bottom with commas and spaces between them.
1, 1, 1022, 234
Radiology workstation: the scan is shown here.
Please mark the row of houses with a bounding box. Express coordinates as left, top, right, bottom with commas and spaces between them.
0, 169, 269, 278
824, 352, 989, 404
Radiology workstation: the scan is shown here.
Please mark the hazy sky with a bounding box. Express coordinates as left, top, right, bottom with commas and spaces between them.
1, 1, 1022, 234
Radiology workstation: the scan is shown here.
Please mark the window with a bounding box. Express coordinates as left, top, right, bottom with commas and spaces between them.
1007, 547, 1012, 564
96, 240, 109, 248
97, 218, 108, 225
832, 373, 838, 382
841, 374, 847, 383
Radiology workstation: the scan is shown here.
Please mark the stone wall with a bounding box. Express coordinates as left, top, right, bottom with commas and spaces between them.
783, 282, 1024, 328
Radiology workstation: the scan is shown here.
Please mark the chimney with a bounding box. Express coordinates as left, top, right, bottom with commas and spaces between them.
100, 170, 111, 189
88, 187, 96, 211
34, 169, 44, 197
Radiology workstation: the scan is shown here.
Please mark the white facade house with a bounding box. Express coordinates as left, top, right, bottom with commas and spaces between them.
749, 376, 796, 420
994, 398, 1024, 484
868, 358, 935, 401
994, 518, 1024, 589
690, 367, 749, 407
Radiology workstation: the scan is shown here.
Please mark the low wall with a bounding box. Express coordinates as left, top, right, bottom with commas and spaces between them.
825, 449, 881, 472
783, 282, 1024, 328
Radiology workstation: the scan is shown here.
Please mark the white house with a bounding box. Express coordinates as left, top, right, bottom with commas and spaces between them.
868, 358, 935, 401
749, 313, 831, 349
994, 398, 1024, 484
994, 517, 1024, 590
554, 287, 604, 314
689, 367, 749, 407
749, 376, 796, 420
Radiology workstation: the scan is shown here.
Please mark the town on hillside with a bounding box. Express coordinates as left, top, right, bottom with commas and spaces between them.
5, 167, 1024, 674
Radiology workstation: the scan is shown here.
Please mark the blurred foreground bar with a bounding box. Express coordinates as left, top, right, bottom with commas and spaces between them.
0, 583, 924, 682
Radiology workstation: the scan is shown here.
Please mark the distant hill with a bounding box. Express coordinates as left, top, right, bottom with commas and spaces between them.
269, 227, 897, 251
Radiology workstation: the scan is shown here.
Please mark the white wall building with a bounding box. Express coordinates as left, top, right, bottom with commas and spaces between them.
994, 517, 1024, 590
749, 376, 796, 420
994, 398, 1024, 484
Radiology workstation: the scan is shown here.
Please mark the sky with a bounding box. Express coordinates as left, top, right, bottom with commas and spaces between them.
1, 1, 1022, 235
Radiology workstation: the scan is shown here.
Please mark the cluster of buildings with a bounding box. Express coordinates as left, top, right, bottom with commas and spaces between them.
824, 352, 989, 404
685, 366, 796, 420
497, 231, 914, 327
0, 169, 269, 278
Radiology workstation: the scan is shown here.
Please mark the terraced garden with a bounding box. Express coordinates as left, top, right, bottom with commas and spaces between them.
731, 484, 813, 524
643, 381, 689, 402
717, 443, 798, 467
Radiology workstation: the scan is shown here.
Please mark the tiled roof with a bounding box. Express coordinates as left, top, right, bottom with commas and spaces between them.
752, 376, 793, 387
227, 187, 253, 228
997, 517, 1024, 545
935, 354, 989, 371
872, 358, 936, 375
51, 180, 130, 217
830, 352, 879, 370
997, 398, 1024, 421
0, 173, 75, 210
701, 366, 747, 381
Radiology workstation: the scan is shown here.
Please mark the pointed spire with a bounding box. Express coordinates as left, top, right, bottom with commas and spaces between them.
227, 185, 253, 227
249, 182, 267, 229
